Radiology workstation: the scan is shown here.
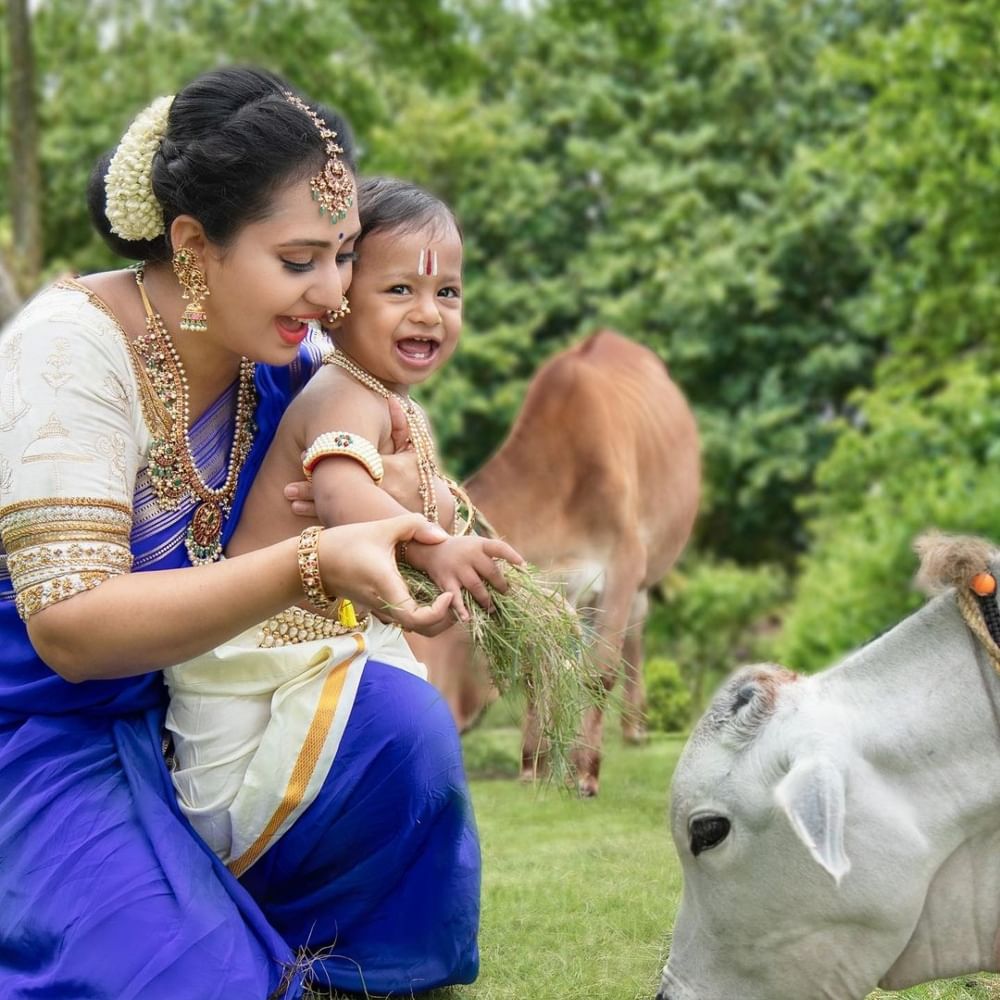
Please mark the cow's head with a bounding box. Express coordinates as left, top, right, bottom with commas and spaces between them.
659, 664, 933, 1000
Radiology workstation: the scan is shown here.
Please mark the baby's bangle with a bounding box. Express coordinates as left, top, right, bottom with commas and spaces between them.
297, 525, 333, 610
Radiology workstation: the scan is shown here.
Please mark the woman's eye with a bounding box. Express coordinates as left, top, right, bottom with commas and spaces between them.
336, 251, 358, 266
689, 816, 731, 856
281, 259, 313, 273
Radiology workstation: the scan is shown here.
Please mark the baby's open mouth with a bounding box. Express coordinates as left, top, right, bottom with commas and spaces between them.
396, 338, 440, 363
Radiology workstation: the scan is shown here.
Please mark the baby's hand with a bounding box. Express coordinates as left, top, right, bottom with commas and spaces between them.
404, 535, 524, 621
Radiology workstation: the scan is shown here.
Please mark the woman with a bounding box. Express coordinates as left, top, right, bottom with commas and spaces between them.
0, 67, 485, 998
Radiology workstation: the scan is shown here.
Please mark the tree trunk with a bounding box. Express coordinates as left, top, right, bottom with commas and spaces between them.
0, 252, 22, 325
6, 0, 42, 296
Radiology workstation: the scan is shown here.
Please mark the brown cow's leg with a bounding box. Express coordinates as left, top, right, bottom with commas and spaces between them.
573, 554, 644, 797
620, 630, 647, 746
620, 588, 649, 745
520, 700, 546, 782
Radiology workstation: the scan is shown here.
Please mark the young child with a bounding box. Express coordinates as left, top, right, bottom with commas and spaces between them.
164, 177, 519, 871
229, 174, 508, 616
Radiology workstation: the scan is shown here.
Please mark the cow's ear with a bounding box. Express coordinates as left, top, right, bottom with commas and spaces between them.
775, 755, 850, 884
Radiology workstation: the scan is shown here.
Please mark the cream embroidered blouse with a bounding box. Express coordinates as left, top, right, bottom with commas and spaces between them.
0, 283, 152, 620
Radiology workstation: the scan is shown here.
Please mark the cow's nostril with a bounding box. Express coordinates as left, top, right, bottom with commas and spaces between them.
655, 992, 669, 1000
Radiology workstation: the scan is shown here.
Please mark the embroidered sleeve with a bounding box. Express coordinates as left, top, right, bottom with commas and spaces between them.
2, 498, 133, 620
0, 286, 141, 619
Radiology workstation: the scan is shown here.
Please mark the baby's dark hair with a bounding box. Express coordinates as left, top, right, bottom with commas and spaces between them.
356, 176, 462, 252
88, 66, 357, 263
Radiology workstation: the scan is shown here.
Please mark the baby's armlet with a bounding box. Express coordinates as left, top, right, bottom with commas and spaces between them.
303, 431, 384, 485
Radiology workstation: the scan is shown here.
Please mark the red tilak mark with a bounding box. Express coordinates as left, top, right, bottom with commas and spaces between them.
418, 248, 438, 276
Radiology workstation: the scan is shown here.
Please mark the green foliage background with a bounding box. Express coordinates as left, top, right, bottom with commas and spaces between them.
4, 0, 1000, 699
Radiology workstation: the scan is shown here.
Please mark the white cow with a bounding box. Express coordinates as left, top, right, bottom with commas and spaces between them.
659, 534, 1000, 1000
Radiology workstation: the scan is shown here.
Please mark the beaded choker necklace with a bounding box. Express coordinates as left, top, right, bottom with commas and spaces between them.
133, 267, 257, 564
322, 349, 474, 534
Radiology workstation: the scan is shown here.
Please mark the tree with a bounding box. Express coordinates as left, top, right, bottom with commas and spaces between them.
4, 0, 41, 303
778, 0, 1000, 667
0, 0, 911, 575
382, 0, 889, 564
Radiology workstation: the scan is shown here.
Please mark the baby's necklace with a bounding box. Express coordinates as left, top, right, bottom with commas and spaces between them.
323, 349, 440, 523
133, 267, 257, 565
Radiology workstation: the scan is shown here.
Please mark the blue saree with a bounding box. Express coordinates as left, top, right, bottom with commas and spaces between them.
0, 301, 479, 999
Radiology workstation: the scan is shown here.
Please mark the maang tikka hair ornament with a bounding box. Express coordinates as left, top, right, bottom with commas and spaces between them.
172, 248, 210, 333
282, 91, 354, 223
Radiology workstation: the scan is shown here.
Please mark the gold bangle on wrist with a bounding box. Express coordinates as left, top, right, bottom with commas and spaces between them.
297, 524, 333, 610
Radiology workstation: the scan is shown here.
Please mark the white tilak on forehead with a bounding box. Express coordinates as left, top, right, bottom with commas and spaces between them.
418, 248, 439, 276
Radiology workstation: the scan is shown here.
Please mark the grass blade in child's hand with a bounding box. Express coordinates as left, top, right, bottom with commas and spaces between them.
399, 560, 610, 787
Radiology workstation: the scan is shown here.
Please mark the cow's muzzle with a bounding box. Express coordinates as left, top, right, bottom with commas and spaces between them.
656, 970, 694, 1000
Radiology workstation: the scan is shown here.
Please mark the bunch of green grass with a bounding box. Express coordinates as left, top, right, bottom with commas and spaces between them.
400, 560, 607, 785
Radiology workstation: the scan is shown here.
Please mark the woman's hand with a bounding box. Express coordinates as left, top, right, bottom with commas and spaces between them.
284, 480, 317, 518
380, 395, 423, 510
404, 535, 525, 621
317, 514, 456, 636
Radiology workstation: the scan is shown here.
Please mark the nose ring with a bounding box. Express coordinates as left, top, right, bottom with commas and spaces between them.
325, 295, 350, 324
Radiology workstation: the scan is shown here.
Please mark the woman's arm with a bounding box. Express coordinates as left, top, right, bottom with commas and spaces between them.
3, 296, 452, 682
28, 514, 454, 681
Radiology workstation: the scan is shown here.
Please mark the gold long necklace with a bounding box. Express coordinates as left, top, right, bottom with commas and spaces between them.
322, 349, 474, 533
134, 267, 257, 565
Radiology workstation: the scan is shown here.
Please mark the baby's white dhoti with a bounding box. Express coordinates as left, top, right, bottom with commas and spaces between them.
164, 617, 424, 873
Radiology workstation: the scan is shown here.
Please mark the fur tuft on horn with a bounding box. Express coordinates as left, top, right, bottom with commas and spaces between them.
914, 530, 998, 595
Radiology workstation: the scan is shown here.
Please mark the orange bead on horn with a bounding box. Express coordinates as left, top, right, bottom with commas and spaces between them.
970, 572, 997, 597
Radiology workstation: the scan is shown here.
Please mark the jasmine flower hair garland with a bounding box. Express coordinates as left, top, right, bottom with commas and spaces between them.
104, 95, 174, 242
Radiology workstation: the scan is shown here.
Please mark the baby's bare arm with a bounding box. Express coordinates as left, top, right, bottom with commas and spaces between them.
299, 370, 412, 528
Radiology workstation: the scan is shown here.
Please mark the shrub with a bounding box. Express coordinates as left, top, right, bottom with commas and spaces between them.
778, 360, 1000, 670
644, 656, 693, 733
646, 558, 790, 712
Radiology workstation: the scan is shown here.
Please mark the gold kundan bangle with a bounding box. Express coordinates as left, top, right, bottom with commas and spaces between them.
297, 524, 333, 610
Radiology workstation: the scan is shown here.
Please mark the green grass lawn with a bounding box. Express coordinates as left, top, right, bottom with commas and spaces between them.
309, 722, 1000, 999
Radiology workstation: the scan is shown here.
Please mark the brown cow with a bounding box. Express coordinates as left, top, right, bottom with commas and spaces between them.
410, 330, 700, 796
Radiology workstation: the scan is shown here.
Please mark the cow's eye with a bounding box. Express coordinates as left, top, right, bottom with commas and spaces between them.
689, 815, 731, 856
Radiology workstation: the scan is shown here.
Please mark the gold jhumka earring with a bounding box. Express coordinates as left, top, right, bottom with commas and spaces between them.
325, 296, 351, 324
172, 247, 210, 333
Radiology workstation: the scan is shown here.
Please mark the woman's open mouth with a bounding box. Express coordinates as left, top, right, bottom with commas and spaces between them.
275, 316, 314, 346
